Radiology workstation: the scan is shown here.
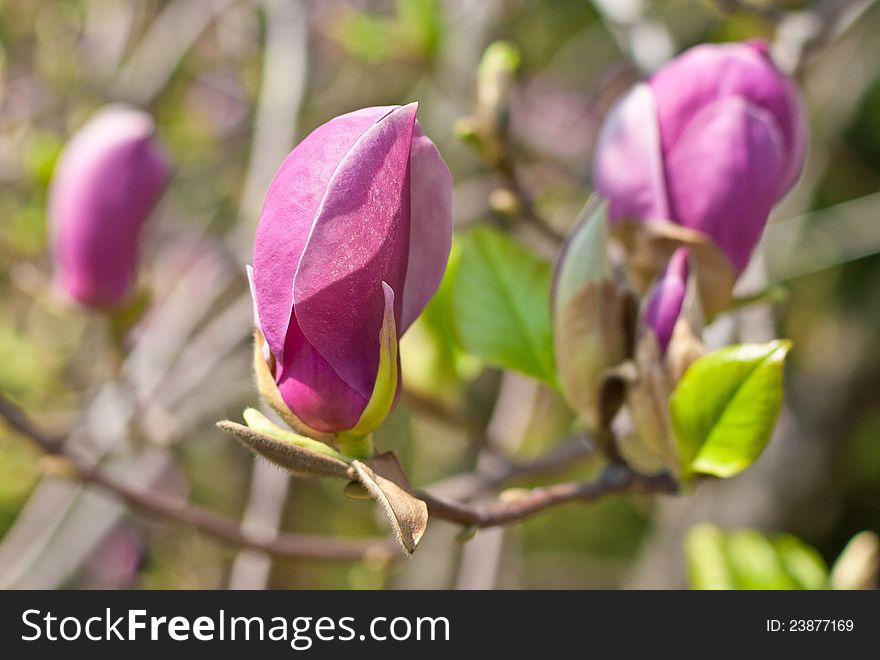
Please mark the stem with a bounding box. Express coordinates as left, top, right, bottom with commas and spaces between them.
495, 152, 565, 244
1, 392, 675, 553
419, 463, 676, 528
0, 393, 393, 563
336, 433, 374, 460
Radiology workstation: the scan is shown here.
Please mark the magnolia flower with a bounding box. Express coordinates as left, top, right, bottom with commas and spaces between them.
49, 105, 171, 308
594, 40, 805, 273
251, 103, 453, 436
644, 248, 688, 354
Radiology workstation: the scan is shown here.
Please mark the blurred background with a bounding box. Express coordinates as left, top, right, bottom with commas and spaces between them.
1, 0, 879, 589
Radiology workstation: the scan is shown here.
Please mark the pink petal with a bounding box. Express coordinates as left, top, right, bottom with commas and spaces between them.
593, 83, 670, 223
252, 106, 396, 367
650, 40, 803, 195
293, 104, 418, 399
276, 318, 368, 433
400, 121, 453, 332
644, 247, 688, 353
664, 97, 785, 272
49, 105, 170, 308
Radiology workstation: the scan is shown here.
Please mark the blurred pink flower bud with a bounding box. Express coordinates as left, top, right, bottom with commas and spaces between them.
251, 104, 453, 434
49, 105, 171, 308
594, 40, 806, 272
644, 248, 688, 354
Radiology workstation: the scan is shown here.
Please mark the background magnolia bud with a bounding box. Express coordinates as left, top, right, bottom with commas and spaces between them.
643, 248, 688, 354
49, 105, 171, 308
594, 40, 806, 273
475, 40, 521, 142
251, 103, 453, 435
552, 200, 634, 430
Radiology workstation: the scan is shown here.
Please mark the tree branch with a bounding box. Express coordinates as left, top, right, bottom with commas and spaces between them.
2, 392, 676, 555
419, 463, 677, 528
496, 159, 565, 244
0, 393, 395, 563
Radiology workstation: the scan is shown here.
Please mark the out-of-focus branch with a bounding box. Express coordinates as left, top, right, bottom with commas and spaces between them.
0, 394, 394, 563
494, 154, 565, 244
114, 0, 239, 105
2, 389, 673, 538
234, 0, 309, 259
419, 463, 676, 528
418, 431, 596, 505
228, 0, 310, 589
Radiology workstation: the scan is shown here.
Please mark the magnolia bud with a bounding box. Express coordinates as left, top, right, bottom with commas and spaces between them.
49, 105, 170, 308
250, 104, 453, 439
552, 200, 634, 430
594, 40, 805, 274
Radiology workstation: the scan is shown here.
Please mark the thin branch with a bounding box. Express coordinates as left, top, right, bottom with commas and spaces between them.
422, 436, 594, 501
495, 153, 565, 244
419, 463, 677, 528
492, 437, 593, 487
1, 392, 675, 552
0, 394, 394, 563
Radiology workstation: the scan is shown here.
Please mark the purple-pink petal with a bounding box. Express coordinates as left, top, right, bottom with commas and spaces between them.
276, 317, 368, 433
49, 105, 170, 308
649, 40, 802, 184
252, 102, 451, 434
593, 40, 806, 275
293, 103, 417, 401
400, 122, 454, 332
644, 247, 688, 353
252, 106, 395, 368
664, 97, 785, 272
593, 84, 670, 223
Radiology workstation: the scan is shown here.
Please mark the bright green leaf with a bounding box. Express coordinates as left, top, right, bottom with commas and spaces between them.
452, 227, 556, 384
685, 524, 828, 590
775, 534, 830, 590
685, 524, 736, 590
670, 340, 791, 478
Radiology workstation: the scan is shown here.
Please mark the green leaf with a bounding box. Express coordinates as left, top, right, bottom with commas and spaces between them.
332, 0, 442, 64
400, 240, 480, 403
397, 0, 443, 60
452, 227, 556, 384
670, 340, 791, 478
685, 524, 828, 590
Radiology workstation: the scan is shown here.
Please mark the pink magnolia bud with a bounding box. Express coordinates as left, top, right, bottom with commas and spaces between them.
49, 105, 171, 308
594, 40, 806, 272
643, 247, 688, 354
251, 104, 453, 434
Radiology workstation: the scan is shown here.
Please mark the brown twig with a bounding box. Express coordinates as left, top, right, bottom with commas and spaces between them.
419, 463, 676, 528
0, 393, 395, 563
492, 437, 594, 486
